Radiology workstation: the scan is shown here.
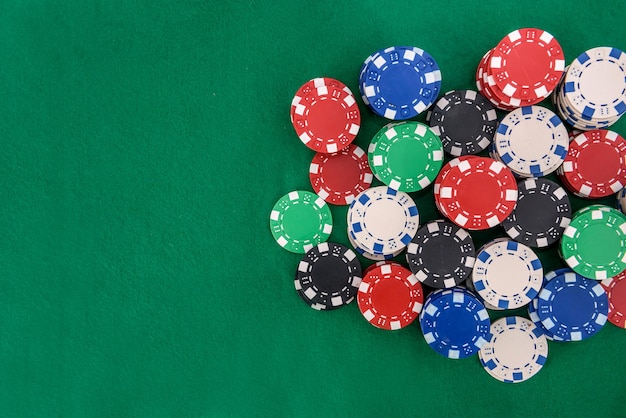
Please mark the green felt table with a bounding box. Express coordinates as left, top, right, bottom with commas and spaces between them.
1, 1, 625, 416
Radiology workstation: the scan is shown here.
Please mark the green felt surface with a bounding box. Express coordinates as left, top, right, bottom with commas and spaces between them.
1, 0, 626, 416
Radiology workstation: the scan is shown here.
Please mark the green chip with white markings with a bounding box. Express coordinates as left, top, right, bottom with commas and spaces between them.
368, 121, 444, 192
560, 205, 626, 280
269, 190, 333, 253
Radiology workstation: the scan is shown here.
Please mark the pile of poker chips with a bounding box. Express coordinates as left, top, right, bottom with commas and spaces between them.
476, 28, 565, 110
270, 32, 626, 384
552, 47, 626, 130
557, 129, 626, 198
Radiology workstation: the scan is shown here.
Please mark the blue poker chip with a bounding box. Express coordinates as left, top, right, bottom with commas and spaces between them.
360, 46, 442, 120
536, 270, 609, 341
419, 287, 491, 359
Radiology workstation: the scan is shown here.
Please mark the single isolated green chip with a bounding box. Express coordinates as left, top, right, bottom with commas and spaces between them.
560, 205, 626, 280
269, 190, 333, 253
368, 121, 444, 192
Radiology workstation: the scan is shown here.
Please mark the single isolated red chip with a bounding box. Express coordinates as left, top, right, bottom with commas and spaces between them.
601, 270, 626, 328
559, 130, 626, 198
309, 144, 373, 205
437, 156, 518, 230
357, 263, 423, 330
291, 77, 361, 153
488, 28, 565, 102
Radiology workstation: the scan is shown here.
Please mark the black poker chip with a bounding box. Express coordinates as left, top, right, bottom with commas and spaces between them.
405, 220, 476, 289
294, 242, 362, 310
427, 89, 498, 156
502, 177, 572, 248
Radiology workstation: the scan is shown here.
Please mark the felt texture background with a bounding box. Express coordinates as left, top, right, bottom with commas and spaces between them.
0, 0, 625, 416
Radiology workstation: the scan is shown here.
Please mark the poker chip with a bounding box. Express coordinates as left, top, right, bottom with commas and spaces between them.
493, 106, 569, 177
488, 28, 565, 102
309, 144, 373, 205
278, 39, 626, 385
427, 89, 498, 156
555, 47, 626, 128
560, 205, 626, 280
347, 228, 403, 261
269, 190, 333, 253
291, 77, 360, 153
405, 220, 475, 289
419, 287, 491, 359
536, 270, 609, 341
435, 156, 518, 230
348, 186, 420, 255
368, 121, 444, 192
357, 263, 424, 330
360, 46, 442, 120
472, 239, 543, 309
502, 177, 572, 247
476, 28, 564, 111
601, 270, 626, 328
479, 316, 548, 383
294, 242, 362, 310
557, 129, 626, 198
476, 50, 533, 111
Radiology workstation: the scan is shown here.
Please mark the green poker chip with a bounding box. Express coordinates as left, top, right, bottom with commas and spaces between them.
368, 121, 444, 192
269, 190, 333, 253
560, 205, 626, 280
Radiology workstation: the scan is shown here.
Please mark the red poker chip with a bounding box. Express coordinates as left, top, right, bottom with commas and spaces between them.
601, 271, 626, 328
309, 144, 373, 205
488, 28, 564, 102
437, 156, 518, 230
433, 156, 476, 216
357, 263, 424, 330
291, 77, 360, 153
559, 129, 626, 198
478, 49, 538, 110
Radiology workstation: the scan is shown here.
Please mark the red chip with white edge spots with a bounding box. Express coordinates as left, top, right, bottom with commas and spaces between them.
437, 156, 518, 230
309, 144, 373, 205
357, 263, 423, 330
291, 77, 360, 153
